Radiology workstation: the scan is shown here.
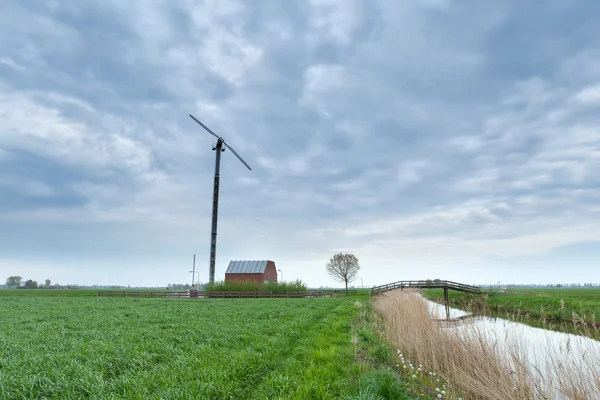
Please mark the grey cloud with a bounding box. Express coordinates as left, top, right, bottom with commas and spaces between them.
1, 0, 600, 286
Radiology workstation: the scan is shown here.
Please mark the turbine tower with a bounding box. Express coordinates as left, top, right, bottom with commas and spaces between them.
189, 114, 252, 283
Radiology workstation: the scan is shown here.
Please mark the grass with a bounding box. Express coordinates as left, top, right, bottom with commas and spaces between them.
350, 301, 421, 400
422, 288, 600, 339
374, 290, 600, 400
0, 291, 416, 399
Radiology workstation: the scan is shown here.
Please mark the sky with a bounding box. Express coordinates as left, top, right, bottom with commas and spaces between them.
1, 0, 599, 288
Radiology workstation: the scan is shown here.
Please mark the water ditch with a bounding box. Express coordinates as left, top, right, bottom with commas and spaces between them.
425, 298, 600, 398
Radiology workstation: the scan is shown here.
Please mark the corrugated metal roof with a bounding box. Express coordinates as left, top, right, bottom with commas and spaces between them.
226, 260, 268, 274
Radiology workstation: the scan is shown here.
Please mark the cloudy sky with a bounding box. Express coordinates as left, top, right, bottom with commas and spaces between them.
1, 0, 599, 288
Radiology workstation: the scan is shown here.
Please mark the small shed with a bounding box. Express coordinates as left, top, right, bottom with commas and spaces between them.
225, 260, 277, 284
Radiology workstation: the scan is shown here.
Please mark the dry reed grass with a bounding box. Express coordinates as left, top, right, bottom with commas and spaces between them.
373, 290, 600, 400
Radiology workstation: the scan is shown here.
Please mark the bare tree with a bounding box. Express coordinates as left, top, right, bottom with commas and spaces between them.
326, 253, 360, 295
44, 279, 51, 288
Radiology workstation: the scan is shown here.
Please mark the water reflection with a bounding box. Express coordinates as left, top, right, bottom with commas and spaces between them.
426, 299, 600, 398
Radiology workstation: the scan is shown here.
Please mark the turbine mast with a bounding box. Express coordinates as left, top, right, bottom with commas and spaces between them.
188, 114, 251, 284
209, 138, 224, 283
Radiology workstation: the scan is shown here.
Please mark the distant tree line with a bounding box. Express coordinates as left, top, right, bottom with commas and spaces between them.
479, 283, 600, 288
5, 276, 48, 289
4, 276, 76, 289
166, 283, 202, 290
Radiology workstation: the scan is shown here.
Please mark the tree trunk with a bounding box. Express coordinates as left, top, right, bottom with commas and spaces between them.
345, 279, 348, 295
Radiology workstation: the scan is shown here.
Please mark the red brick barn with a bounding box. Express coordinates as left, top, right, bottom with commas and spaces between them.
225, 260, 278, 284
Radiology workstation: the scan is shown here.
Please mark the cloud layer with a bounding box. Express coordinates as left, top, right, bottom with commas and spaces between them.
1, 0, 599, 286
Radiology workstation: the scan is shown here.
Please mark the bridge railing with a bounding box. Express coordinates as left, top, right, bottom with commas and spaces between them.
371, 280, 480, 293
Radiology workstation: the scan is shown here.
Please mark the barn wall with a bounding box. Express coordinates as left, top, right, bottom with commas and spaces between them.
264, 261, 278, 282
225, 273, 265, 284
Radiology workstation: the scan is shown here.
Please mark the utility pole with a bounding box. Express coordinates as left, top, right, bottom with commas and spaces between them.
191, 254, 196, 288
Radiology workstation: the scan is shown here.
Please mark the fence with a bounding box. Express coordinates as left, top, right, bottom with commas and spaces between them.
98, 290, 362, 298
98, 291, 199, 298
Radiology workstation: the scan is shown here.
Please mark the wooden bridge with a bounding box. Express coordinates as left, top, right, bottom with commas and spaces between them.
371, 280, 480, 294
371, 280, 480, 320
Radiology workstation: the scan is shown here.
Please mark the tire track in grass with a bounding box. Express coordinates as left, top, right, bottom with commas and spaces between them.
246, 298, 356, 399
202, 297, 344, 399
104, 297, 347, 400
138, 298, 346, 400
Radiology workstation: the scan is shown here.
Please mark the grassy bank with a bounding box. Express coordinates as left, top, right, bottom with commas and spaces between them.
422, 288, 600, 339
374, 290, 600, 400
0, 291, 415, 399
374, 290, 533, 400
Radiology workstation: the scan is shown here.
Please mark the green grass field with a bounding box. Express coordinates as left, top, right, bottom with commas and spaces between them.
0, 289, 169, 297
422, 288, 600, 339
0, 291, 416, 400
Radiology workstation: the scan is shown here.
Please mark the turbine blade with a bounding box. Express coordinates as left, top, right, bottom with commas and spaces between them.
224, 142, 252, 171
189, 114, 220, 140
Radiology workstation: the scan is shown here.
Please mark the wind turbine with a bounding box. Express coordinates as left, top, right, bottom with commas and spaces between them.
189, 114, 252, 283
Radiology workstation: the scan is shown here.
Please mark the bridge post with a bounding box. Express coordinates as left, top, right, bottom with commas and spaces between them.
443, 287, 450, 321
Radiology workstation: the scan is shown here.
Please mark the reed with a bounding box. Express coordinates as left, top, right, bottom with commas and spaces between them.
373, 290, 600, 400
204, 279, 307, 293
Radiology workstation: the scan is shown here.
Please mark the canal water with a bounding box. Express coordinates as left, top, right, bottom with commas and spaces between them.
425, 299, 600, 398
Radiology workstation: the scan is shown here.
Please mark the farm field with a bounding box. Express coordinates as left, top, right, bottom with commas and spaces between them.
0, 292, 414, 400
422, 288, 600, 339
